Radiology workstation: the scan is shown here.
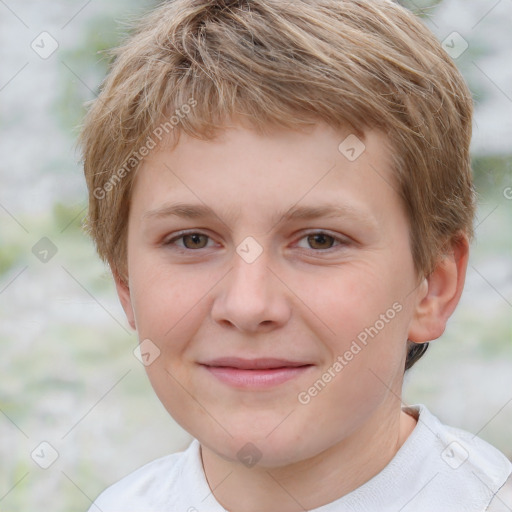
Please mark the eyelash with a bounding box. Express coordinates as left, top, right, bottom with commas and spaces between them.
162, 230, 350, 254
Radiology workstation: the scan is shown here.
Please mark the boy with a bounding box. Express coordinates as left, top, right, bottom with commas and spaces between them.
79, 0, 512, 510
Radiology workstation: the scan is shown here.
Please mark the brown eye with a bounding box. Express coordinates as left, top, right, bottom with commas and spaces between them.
295, 231, 349, 253
164, 231, 213, 251
181, 233, 209, 249
306, 233, 336, 250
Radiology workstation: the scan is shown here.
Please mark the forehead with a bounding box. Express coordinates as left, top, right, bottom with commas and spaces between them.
129, 121, 402, 229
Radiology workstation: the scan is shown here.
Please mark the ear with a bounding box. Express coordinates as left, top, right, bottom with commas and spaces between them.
112, 268, 137, 331
408, 233, 469, 343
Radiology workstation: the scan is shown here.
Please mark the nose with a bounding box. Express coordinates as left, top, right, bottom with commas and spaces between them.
210, 245, 291, 333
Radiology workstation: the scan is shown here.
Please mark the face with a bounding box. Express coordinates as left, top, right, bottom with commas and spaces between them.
116, 119, 427, 467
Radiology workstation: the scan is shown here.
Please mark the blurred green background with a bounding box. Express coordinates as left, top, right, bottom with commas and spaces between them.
0, 0, 511, 510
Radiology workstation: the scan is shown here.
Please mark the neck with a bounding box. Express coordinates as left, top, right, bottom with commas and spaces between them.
200, 403, 418, 512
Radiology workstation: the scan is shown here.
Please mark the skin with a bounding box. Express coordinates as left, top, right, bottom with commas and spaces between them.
114, 118, 469, 511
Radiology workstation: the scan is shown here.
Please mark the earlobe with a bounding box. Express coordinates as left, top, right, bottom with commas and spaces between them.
408, 234, 469, 344
112, 268, 137, 331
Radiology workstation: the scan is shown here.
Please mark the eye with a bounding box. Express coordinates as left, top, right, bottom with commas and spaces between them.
164, 231, 214, 250
163, 230, 350, 253
296, 231, 348, 251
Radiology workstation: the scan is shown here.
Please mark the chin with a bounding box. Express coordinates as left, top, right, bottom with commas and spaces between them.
200, 423, 321, 469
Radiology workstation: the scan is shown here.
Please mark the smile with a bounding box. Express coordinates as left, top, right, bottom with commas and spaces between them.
199, 358, 315, 389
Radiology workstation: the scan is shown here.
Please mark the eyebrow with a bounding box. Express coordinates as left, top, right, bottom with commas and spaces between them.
141, 201, 377, 229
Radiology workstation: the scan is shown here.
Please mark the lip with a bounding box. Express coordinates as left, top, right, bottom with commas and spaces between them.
200, 357, 314, 389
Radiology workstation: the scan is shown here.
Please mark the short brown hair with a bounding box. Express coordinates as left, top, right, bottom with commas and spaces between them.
79, 0, 476, 370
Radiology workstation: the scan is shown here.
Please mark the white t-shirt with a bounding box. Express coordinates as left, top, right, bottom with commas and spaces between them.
88, 404, 512, 511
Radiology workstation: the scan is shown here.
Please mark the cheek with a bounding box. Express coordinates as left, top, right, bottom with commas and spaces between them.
308, 262, 403, 338
129, 258, 207, 343
302, 262, 411, 394
129, 263, 211, 431
294, 285, 409, 453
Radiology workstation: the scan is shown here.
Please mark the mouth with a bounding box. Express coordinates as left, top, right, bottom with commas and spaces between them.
199, 357, 314, 389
